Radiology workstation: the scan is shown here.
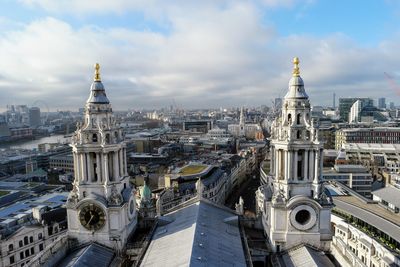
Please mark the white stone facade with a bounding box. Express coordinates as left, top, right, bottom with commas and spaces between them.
66, 64, 137, 251
0, 225, 66, 267
257, 58, 333, 252
331, 214, 400, 267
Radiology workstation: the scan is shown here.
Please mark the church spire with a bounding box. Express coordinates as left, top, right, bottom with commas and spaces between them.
239, 106, 245, 125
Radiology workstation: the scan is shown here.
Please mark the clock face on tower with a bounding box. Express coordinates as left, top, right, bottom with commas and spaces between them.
79, 203, 106, 231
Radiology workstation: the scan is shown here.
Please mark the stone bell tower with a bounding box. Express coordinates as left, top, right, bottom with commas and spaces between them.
66, 64, 137, 251
265, 58, 332, 252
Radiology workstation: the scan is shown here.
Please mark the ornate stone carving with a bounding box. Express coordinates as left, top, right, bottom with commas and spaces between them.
108, 184, 123, 205
66, 186, 79, 208
272, 186, 286, 205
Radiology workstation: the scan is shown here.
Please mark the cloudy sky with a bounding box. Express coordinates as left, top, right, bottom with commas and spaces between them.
1, 0, 400, 111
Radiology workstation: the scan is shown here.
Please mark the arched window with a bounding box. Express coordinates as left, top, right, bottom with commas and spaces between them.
8, 244, 13, 251
24, 236, 28, 245
29, 236, 33, 243
297, 114, 301, 125
19, 240, 23, 247
297, 130, 301, 139
288, 114, 292, 123
106, 134, 110, 144
92, 134, 98, 143
83, 191, 87, 198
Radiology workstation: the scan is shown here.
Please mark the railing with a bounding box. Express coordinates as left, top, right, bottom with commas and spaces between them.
238, 218, 253, 267
127, 219, 158, 267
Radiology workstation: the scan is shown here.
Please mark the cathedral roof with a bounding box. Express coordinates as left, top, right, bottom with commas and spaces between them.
58, 243, 115, 267
281, 245, 335, 267
284, 57, 309, 99
86, 63, 110, 104
140, 200, 246, 267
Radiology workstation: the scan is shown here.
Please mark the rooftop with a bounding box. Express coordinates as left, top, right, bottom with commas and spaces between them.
281, 245, 335, 267
140, 200, 246, 267
341, 127, 400, 132
343, 143, 400, 152
179, 164, 208, 175
333, 195, 400, 243
372, 186, 400, 207
58, 243, 115, 267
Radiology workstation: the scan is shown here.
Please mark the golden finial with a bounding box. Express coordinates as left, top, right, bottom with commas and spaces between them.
293, 57, 300, 77
94, 63, 101, 81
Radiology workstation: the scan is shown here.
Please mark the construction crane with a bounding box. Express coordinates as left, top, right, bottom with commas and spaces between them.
384, 72, 400, 96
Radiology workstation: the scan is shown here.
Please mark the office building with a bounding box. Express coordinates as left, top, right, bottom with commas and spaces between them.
335, 127, 400, 149
339, 98, 373, 121
378, 97, 386, 109
28, 107, 41, 127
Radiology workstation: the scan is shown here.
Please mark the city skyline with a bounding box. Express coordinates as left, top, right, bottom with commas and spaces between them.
1, 0, 400, 110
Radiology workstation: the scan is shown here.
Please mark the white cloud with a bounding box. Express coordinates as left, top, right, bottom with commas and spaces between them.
1, 1, 400, 111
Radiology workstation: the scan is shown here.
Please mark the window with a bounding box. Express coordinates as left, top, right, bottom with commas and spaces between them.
30, 247, 34, 254
29, 236, 33, 243
24, 236, 28, 245
38, 233, 42, 240
20, 252, 24, 259
19, 241, 23, 248
25, 249, 29, 257
297, 130, 301, 139
39, 244, 44, 251
8, 244, 13, 251
92, 134, 98, 143
10, 255, 15, 264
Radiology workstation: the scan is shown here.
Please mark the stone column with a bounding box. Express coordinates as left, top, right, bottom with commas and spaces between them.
113, 151, 119, 179
314, 150, 319, 182
287, 150, 292, 180
270, 147, 275, 175
73, 153, 79, 182
119, 149, 123, 178
304, 150, 309, 180
87, 153, 93, 182
294, 150, 298, 181
284, 150, 288, 180
104, 153, 110, 183
309, 150, 314, 181
81, 154, 87, 182
319, 149, 323, 180
96, 153, 101, 183
275, 148, 279, 178
124, 148, 128, 175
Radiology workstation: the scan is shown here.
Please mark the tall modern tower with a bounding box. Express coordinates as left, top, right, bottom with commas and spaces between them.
66, 64, 137, 251
260, 58, 333, 252
29, 107, 41, 127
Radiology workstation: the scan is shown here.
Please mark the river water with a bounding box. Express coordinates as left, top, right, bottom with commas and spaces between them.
0, 135, 70, 150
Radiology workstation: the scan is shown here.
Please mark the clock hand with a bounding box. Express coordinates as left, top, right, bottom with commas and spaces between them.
87, 214, 94, 225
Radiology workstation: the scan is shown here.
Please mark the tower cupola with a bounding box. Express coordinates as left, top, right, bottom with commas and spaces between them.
86, 63, 110, 104
284, 57, 308, 99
